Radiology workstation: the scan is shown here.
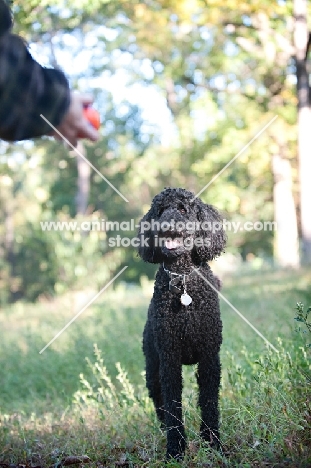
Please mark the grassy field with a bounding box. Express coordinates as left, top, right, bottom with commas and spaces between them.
0, 267, 310, 467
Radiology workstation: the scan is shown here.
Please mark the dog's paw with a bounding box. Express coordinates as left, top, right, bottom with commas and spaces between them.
165, 450, 184, 464
200, 428, 222, 452
166, 438, 186, 463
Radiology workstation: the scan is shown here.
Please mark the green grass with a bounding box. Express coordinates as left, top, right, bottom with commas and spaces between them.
0, 267, 310, 467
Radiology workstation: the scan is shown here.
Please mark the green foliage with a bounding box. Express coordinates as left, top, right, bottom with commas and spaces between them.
0, 90, 155, 301
13, 224, 58, 301
220, 342, 310, 465
294, 303, 311, 385
0, 269, 310, 465
0, 0, 305, 301
74, 344, 150, 416
294, 302, 311, 343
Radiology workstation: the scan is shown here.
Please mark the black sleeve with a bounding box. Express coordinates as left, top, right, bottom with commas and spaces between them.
0, 32, 70, 141
0, 0, 12, 34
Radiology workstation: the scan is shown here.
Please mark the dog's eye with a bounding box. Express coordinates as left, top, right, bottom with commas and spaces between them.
178, 206, 186, 214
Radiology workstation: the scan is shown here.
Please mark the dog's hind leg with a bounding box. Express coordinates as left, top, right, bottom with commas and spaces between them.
196, 353, 221, 449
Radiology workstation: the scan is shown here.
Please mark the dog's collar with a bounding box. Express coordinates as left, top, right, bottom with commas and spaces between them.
162, 263, 198, 280
162, 263, 199, 306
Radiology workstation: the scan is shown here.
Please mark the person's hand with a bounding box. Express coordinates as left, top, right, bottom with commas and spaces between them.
53, 93, 100, 147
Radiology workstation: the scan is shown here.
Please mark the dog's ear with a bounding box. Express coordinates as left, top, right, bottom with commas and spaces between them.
193, 201, 226, 262
137, 207, 162, 264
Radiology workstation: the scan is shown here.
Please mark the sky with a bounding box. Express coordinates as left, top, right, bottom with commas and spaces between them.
29, 29, 175, 146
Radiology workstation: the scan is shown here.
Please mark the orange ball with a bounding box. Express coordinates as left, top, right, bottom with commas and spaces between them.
83, 106, 100, 130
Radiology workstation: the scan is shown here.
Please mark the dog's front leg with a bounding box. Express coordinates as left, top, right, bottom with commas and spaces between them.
159, 354, 186, 460
196, 352, 221, 449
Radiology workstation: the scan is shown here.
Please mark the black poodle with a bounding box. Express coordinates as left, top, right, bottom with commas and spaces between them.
138, 187, 226, 460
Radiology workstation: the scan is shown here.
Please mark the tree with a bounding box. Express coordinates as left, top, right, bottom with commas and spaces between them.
272, 153, 299, 268
294, 0, 311, 264
2, 0, 307, 303
119, 0, 298, 265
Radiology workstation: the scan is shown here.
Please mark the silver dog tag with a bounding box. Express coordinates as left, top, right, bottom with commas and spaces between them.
169, 277, 181, 294
181, 293, 192, 306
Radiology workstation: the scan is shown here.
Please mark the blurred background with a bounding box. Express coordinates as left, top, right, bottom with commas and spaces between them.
0, 0, 310, 301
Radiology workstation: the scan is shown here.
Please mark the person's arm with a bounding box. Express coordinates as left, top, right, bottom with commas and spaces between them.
0, 0, 99, 146
0, 32, 71, 141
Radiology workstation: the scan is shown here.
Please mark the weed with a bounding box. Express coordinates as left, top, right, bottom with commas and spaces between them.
0, 269, 310, 466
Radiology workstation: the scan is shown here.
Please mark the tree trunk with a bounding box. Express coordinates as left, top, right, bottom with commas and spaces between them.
1, 178, 16, 301
272, 154, 300, 268
75, 141, 91, 216
294, 0, 311, 263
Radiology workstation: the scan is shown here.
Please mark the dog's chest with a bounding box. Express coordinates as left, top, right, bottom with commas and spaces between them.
154, 275, 214, 311
154, 291, 206, 334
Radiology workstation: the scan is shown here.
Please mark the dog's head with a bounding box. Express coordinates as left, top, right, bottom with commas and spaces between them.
138, 187, 226, 264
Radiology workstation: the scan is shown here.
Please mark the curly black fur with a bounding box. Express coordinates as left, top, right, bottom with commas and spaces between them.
138, 187, 226, 460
